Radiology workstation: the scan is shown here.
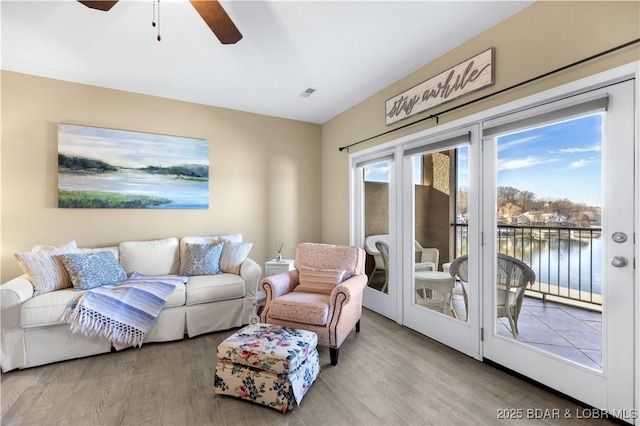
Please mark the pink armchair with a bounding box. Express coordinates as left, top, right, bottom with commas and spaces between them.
260, 243, 367, 365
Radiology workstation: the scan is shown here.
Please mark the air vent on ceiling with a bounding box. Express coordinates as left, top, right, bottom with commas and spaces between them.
300, 88, 316, 98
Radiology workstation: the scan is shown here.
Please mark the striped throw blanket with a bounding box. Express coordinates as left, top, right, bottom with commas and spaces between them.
62, 272, 187, 350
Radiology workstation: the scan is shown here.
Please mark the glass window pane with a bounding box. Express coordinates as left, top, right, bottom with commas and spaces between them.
495, 113, 603, 371
364, 162, 390, 293
413, 146, 469, 322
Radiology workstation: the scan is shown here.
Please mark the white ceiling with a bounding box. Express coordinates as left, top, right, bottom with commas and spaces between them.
1, 0, 533, 124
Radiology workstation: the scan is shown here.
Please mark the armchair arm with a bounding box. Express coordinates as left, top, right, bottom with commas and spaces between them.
329, 273, 367, 307
417, 247, 439, 269
327, 273, 367, 349
260, 270, 299, 302
1, 275, 34, 329
415, 262, 436, 272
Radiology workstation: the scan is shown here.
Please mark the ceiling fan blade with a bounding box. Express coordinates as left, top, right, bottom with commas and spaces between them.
189, 0, 242, 45
77, 1, 119, 12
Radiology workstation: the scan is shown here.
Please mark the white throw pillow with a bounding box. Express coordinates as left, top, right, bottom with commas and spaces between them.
219, 233, 243, 243
219, 241, 252, 275
14, 240, 79, 295
119, 237, 180, 276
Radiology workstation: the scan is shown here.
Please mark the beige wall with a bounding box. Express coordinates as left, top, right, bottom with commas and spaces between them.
1, 72, 322, 281
321, 1, 640, 245
3, 1, 639, 281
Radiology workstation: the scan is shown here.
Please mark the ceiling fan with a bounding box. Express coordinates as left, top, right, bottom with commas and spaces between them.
77, 0, 243, 44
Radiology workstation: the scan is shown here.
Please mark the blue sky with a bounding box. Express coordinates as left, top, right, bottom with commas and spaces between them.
364, 113, 602, 207
496, 113, 602, 206
364, 162, 390, 182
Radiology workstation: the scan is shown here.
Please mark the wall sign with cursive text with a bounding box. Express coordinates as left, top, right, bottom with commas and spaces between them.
385, 48, 495, 125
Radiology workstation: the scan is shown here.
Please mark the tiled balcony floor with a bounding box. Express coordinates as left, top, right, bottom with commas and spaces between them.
449, 292, 602, 370
496, 296, 602, 370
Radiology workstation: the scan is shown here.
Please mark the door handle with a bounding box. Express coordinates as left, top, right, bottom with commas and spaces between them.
610, 256, 628, 268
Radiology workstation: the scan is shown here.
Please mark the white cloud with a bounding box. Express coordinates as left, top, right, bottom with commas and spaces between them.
497, 135, 540, 152
569, 158, 598, 169
497, 156, 558, 171
553, 144, 601, 154
364, 163, 389, 182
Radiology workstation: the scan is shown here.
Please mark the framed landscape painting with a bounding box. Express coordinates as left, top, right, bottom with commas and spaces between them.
58, 124, 209, 209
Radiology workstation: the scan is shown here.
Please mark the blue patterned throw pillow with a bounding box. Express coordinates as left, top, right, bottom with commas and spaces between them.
58, 251, 127, 291
180, 242, 223, 276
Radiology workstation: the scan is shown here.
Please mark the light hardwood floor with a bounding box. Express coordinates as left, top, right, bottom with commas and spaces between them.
1, 309, 616, 425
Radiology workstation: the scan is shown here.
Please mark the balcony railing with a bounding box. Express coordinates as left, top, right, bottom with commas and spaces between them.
454, 223, 602, 306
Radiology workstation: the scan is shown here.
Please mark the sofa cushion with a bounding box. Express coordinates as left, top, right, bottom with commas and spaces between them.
163, 280, 187, 308
21, 288, 84, 327
58, 251, 127, 290
20, 282, 186, 328
267, 292, 330, 326
119, 238, 180, 276
185, 274, 245, 306
180, 242, 223, 276
295, 267, 346, 295
14, 240, 79, 295
219, 241, 253, 274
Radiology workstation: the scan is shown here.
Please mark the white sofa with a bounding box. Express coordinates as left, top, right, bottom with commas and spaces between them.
0, 235, 262, 372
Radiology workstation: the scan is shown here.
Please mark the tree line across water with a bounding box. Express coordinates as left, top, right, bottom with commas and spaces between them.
58, 154, 208, 180
457, 186, 601, 227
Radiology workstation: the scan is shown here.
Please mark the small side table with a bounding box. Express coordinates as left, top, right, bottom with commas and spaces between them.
264, 259, 295, 277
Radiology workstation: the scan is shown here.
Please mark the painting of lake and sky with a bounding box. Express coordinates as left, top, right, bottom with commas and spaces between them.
58, 124, 209, 209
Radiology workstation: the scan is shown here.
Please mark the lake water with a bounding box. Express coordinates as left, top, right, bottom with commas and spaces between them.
457, 232, 603, 296
498, 237, 603, 296
59, 169, 209, 209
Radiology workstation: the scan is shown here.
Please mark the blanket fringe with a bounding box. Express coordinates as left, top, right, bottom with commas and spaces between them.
61, 274, 183, 349
62, 303, 145, 349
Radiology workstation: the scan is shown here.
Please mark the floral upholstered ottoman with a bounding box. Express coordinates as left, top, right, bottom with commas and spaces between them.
213, 323, 320, 412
